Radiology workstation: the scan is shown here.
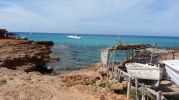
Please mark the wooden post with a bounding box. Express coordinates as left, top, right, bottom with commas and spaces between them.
118, 71, 121, 82
141, 83, 145, 100
107, 67, 110, 80
135, 79, 139, 100
117, 68, 121, 81
157, 91, 162, 100
142, 94, 146, 100
126, 50, 129, 61
127, 77, 132, 100
172, 52, 175, 60
131, 50, 134, 62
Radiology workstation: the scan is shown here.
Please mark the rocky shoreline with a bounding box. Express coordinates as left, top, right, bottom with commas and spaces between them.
1, 29, 179, 100
0, 39, 58, 73
0, 63, 127, 100
0, 29, 59, 73
0, 29, 128, 100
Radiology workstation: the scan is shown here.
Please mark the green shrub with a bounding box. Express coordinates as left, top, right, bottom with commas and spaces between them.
0, 79, 7, 86
99, 82, 111, 89
83, 80, 95, 86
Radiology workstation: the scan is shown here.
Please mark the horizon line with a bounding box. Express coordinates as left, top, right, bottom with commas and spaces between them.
13, 31, 179, 38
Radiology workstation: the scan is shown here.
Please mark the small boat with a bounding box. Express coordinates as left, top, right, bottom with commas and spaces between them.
20, 36, 27, 39
163, 60, 179, 86
67, 35, 81, 39
101, 48, 110, 65
125, 63, 162, 87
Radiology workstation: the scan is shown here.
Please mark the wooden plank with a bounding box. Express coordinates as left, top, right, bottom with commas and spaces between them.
162, 92, 179, 96
141, 84, 146, 100
146, 88, 166, 100
109, 63, 168, 100
157, 91, 161, 100
135, 79, 139, 100
142, 94, 146, 100
114, 67, 134, 78
101, 48, 110, 65
127, 77, 132, 100
137, 85, 155, 99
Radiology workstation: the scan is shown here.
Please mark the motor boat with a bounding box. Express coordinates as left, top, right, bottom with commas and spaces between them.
163, 60, 179, 86
67, 35, 81, 39
101, 48, 110, 65
20, 35, 27, 39
125, 63, 162, 87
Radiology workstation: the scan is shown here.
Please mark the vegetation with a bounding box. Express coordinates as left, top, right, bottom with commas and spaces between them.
98, 82, 112, 89
83, 79, 95, 86
0, 79, 7, 86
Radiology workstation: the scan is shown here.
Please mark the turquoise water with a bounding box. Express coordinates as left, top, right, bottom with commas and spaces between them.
17, 33, 179, 71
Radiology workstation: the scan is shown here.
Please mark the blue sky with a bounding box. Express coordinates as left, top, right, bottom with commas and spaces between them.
0, 0, 179, 36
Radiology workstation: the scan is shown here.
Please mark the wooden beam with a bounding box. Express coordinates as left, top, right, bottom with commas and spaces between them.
146, 88, 166, 100
127, 77, 132, 100
162, 92, 179, 96
157, 91, 162, 100
135, 79, 139, 100
114, 67, 134, 79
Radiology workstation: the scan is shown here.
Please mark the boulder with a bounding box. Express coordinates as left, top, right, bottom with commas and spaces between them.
0, 29, 7, 38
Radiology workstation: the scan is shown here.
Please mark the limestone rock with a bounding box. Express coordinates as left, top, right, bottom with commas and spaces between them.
0, 39, 56, 73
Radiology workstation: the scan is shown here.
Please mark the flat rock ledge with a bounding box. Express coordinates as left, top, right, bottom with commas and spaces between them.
0, 39, 58, 73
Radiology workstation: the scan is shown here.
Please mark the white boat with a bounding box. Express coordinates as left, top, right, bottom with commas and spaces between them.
67, 35, 81, 39
101, 48, 110, 65
20, 35, 27, 39
163, 60, 179, 86
125, 63, 162, 87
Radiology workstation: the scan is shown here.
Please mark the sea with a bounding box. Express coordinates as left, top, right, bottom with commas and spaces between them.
17, 33, 179, 72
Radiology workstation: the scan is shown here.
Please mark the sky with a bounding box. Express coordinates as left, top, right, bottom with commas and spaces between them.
0, 0, 179, 36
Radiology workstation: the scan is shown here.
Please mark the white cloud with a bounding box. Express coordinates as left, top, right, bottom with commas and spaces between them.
0, 0, 179, 36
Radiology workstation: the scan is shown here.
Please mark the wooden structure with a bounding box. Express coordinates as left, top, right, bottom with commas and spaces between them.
113, 67, 167, 100
134, 48, 175, 64
109, 43, 154, 50
101, 43, 179, 100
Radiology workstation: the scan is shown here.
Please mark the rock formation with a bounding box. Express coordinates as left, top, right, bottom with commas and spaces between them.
0, 29, 7, 38
0, 30, 58, 73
